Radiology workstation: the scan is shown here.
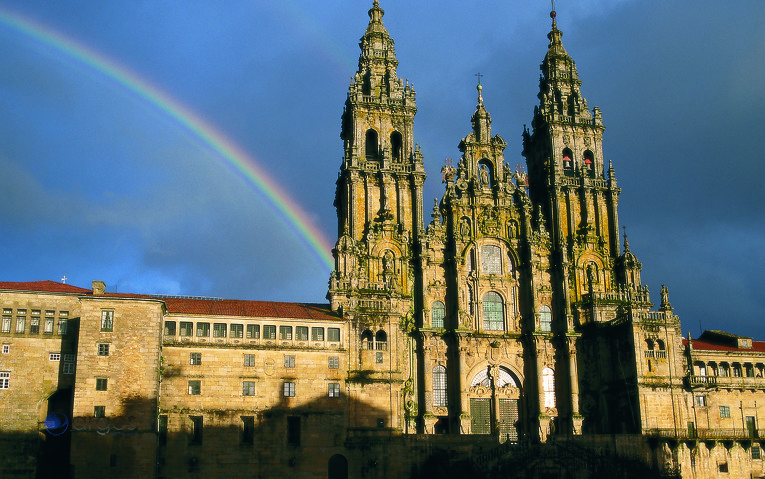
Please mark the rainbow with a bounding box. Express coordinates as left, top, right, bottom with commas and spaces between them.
0, 7, 335, 271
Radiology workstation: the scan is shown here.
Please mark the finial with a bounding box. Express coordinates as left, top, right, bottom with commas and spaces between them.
475, 72, 484, 105
550, 1, 557, 27
368, 0, 384, 25
622, 226, 629, 251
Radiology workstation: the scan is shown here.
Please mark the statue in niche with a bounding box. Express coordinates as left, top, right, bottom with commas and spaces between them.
460, 218, 471, 240
479, 164, 491, 188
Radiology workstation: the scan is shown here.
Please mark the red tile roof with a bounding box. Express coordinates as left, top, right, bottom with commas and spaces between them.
683, 338, 765, 353
162, 298, 338, 320
0, 280, 91, 294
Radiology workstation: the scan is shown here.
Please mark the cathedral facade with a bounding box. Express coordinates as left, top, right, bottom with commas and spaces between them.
2, 3, 765, 478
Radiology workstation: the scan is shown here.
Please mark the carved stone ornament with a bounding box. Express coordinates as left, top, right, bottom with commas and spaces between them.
480, 208, 501, 236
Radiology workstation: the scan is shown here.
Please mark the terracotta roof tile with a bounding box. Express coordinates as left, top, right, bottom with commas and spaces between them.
162, 298, 337, 320
683, 338, 765, 353
0, 280, 91, 294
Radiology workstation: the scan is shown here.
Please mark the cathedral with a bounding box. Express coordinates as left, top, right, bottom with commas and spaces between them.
2, 2, 765, 478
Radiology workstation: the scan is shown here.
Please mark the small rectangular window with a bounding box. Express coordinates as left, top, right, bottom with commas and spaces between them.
1, 315, 10, 333
62, 363, 75, 374
58, 318, 68, 335
101, 310, 114, 331
753, 445, 762, 460
720, 406, 731, 418
246, 324, 260, 339
196, 322, 210, 337
0, 371, 9, 389
328, 383, 340, 398
213, 323, 227, 338
263, 325, 276, 339
64, 353, 76, 362
96, 378, 108, 391
718, 463, 728, 473
283, 382, 295, 397
328, 356, 339, 369
98, 344, 110, 356
241, 416, 254, 444
328, 328, 340, 342
287, 416, 300, 446
695, 395, 707, 407
94, 406, 105, 418
190, 352, 202, 365
164, 321, 177, 336
49, 353, 61, 361
231, 324, 243, 338
244, 354, 255, 367
15, 315, 25, 333
295, 326, 308, 341
242, 381, 256, 396
188, 380, 201, 395
284, 355, 295, 368
30, 317, 39, 334
190, 416, 203, 445
376, 352, 384, 364
2, 345, 9, 354
279, 326, 292, 340
179, 322, 193, 336
311, 327, 324, 341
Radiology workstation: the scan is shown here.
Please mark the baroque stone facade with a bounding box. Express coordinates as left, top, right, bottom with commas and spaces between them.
1, 3, 763, 478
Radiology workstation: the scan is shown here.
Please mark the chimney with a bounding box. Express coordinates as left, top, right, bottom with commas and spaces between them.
92, 281, 106, 295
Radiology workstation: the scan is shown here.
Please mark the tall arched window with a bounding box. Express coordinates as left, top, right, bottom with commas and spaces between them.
365, 129, 378, 159
481, 245, 502, 275
540, 305, 552, 332
433, 365, 447, 407
361, 330, 373, 349
375, 330, 387, 350
483, 292, 504, 331
562, 147, 573, 173
543, 368, 555, 408
432, 301, 445, 328
390, 131, 402, 161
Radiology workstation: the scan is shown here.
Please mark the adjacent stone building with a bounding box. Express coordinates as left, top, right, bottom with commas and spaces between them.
1, 2, 763, 478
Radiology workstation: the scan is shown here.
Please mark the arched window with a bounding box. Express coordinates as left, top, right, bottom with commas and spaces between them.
432, 301, 445, 328
540, 305, 552, 332
433, 365, 447, 407
390, 131, 402, 161
483, 292, 504, 331
365, 129, 378, 159
361, 330, 373, 349
583, 150, 594, 169
562, 148, 573, 171
328, 454, 348, 479
719, 362, 730, 377
645, 339, 655, 350
543, 368, 555, 408
375, 330, 387, 350
657, 339, 665, 351
481, 245, 502, 275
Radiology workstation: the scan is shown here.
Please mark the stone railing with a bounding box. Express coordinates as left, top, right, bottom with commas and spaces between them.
686, 374, 765, 390
644, 428, 763, 440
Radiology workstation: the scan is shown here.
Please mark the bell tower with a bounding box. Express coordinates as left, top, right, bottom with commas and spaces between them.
328, 2, 425, 432
522, 9, 622, 310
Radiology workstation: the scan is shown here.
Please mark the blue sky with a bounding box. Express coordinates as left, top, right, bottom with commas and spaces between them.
0, 1, 763, 338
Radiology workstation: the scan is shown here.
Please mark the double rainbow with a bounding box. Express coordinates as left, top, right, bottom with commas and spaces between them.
0, 7, 334, 271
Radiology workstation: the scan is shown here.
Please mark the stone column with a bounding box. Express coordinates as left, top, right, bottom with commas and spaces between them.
568, 337, 582, 434
422, 342, 435, 433
458, 345, 471, 433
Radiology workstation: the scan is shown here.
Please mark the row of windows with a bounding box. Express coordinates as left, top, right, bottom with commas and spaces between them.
1, 309, 70, 335
164, 321, 340, 342
431, 298, 552, 332
187, 353, 341, 369
186, 380, 341, 399
160, 415, 308, 447
694, 361, 765, 378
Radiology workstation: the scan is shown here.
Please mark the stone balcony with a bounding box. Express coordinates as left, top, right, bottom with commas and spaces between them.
685, 374, 765, 390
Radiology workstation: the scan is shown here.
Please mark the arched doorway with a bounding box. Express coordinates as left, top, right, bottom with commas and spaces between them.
328, 454, 348, 479
468, 366, 521, 442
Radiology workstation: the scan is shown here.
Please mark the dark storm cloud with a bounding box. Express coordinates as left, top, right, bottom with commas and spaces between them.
0, 1, 763, 338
